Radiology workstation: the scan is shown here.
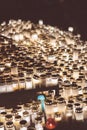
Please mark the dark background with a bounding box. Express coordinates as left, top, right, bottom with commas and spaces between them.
0, 0, 87, 40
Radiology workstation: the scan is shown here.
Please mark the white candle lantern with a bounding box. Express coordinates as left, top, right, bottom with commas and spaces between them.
0, 80, 6, 93
51, 74, 58, 87
54, 112, 62, 122
75, 107, 83, 121
25, 77, 32, 90
0, 122, 4, 130
73, 68, 79, 80
46, 73, 52, 87
35, 117, 43, 130
57, 97, 66, 114
0, 112, 7, 123
73, 49, 78, 61
19, 120, 27, 130
6, 80, 13, 92
45, 100, 54, 119
18, 78, 25, 90
5, 121, 15, 130
65, 104, 73, 120
33, 74, 40, 89
64, 85, 71, 100
14, 115, 21, 130
12, 79, 19, 91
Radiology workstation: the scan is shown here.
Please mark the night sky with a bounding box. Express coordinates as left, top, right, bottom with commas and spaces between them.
0, 0, 87, 40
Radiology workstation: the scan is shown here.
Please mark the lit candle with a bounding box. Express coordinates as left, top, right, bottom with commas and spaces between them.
19, 120, 27, 130
75, 107, 84, 121
25, 77, 33, 90
0, 122, 4, 130
45, 118, 56, 130
54, 112, 62, 122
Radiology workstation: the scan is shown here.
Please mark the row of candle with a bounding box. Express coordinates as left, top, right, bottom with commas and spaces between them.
0, 20, 87, 91
0, 91, 87, 130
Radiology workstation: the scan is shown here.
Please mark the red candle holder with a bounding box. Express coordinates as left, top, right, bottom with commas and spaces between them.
45, 118, 56, 130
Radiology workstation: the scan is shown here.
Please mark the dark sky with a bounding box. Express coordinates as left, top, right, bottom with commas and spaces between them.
0, 0, 87, 40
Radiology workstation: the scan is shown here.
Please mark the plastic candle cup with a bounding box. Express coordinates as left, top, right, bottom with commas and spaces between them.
45, 118, 56, 130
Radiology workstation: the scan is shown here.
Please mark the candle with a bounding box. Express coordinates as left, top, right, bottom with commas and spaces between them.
54, 112, 62, 122
5, 121, 15, 130
0, 122, 4, 130
25, 77, 32, 90
14, 115, 21, 130
45, 118, 56, 130
75, 107, 84, 121
19, 120, 27, 130
35, 117, 43, 130
33, 74, 40, 89
45, 100, 54, 119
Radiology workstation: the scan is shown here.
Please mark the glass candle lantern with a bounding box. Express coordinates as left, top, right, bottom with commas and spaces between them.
31, 107, 38, 123
71, 83, 78, 97
47, 55, 56, 63
19, 120, 27, 130
46, 73, 52, 87
40, 74, 46, 88
6, 80, 13, 92
35, 117, 43, 130
54, 112, 62, 122
12, 79, 19, 91
0, 112, 7, 123
33, 74, 40, 88
63, 85, 71, 100
0, 80, 6, 93
5, 121, 15, 130
18, 78, 25, 90
14, 115, 21, 130
73, 49, 78, 61
75, 107, 84, 121
65, 104, 73, 120
52, 101, 58, 114
51, 74, 58, 87
25, 77, 32, 90
0, 122, 4, 130
5, 60, 11, 68
0, 63, 5, 72
11, 63, 18, 76
73, 68, 79, 80
57, 97, 66, 114
45, 100, 54, 119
